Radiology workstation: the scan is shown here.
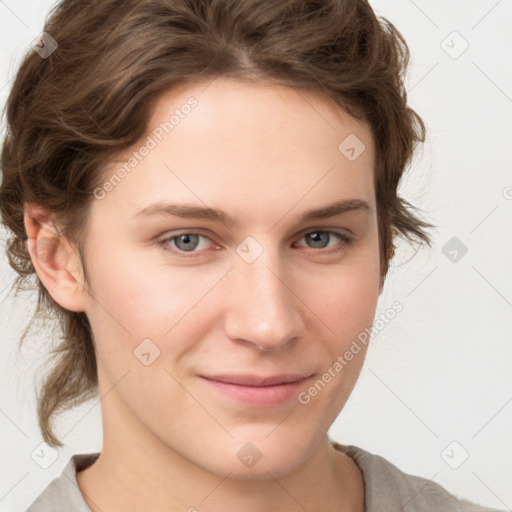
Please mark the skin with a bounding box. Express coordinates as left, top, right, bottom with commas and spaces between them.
24, 77, 383, 512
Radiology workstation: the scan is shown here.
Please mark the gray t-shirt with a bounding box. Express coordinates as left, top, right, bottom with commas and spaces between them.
26, 442, 504, 511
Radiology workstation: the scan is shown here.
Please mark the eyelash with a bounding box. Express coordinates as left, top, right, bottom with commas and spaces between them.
157, 229, 353, 257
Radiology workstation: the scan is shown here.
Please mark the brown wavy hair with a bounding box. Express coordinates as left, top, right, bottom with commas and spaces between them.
0, 0, 434, 447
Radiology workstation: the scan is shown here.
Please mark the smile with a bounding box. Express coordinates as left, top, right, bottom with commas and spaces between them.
199, 373, 314, 407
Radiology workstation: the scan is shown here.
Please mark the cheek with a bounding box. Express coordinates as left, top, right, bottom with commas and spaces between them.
295, 264, 378, 424
85, 238, 217, 338
84, 247, 231, 399
303, 255, 381, 347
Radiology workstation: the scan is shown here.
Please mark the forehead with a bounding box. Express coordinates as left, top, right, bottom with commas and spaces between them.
148, 77, 372, 153
97, 77, 375, 225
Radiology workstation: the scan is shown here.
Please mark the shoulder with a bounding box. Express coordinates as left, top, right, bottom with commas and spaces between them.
25, 453, 99, 512
332, 441, 504, 512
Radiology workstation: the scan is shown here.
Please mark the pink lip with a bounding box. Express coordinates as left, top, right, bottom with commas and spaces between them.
199, 373, 313, 406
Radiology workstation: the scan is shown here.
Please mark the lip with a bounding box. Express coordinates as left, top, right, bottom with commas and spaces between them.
199, 373, 314, 406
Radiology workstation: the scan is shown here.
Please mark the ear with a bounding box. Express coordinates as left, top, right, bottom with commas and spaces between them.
23, 203, 88, 313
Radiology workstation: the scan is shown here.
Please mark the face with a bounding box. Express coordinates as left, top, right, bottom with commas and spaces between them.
75, 77, 381, 478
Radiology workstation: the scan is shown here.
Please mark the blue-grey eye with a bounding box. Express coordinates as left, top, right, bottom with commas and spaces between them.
304, 231, 333, 249
173, 234, 200, 251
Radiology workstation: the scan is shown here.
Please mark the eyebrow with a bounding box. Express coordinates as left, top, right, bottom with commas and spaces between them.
132, 198, 373, 225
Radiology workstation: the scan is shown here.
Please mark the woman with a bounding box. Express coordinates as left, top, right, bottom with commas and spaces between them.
0, 0, 504, 511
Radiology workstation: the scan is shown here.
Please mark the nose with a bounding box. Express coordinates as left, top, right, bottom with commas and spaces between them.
223, 247, 306, 352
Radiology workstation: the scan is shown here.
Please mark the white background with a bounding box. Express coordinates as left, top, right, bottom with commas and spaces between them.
0, 1, 511, 510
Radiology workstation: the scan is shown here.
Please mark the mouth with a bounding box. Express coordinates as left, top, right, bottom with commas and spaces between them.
198, 373, 314, 406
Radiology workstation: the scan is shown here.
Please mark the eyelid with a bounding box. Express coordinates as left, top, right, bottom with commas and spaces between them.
157, 227, 353, 256
157, 229, 220, 255
291, 229, 352, 252
295, 225, 353, 239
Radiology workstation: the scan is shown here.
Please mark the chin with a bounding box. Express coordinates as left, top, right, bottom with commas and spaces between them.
197, 432, 318, 481
220, 454, 308, 481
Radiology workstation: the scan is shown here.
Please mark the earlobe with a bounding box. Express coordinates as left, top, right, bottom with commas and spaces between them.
23, 203, 88, 313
